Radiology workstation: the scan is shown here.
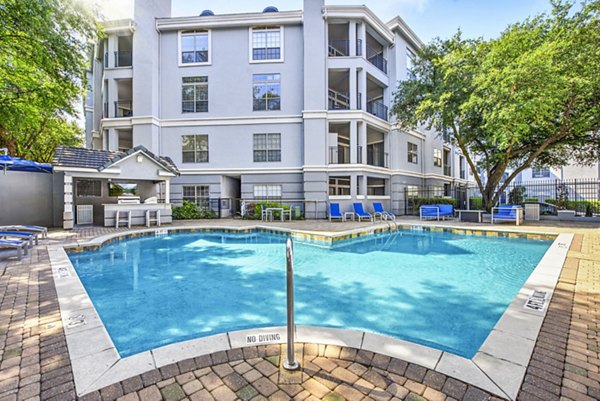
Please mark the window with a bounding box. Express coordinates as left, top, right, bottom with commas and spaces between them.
251, 27, 282, 61
180, 31, 209, 64
109, 183, 138, 197
406, 185, 419, 197
253, 185, 282, 199
408, 142, 418, 164
254, 133, 281, 162
367, 178, 386, 196
459, 156, 466, 179
253, 74, 281, 111
182, 77, 208, 113
532, 167, 550, 178
329, 177, 351, 196
182, 135, 209, 163
433, 149, 442, 167
76, 179, 101, 197
183, 185, 209, 205
406, 47, 416, 75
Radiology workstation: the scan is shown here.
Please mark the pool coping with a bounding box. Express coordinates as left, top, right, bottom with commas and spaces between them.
47, 223, 573, 400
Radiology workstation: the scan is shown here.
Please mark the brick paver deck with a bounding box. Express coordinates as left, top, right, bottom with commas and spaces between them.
0, 219, 598, 401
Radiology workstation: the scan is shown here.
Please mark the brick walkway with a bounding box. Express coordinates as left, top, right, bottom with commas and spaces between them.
0, 221, 598, 401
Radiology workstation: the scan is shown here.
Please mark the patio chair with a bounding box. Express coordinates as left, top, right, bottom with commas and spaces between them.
491, 205, 523, 226
260, 205, 270, 221
0, 231, 36, 247
420, 204, 454, 221
353, 203, 373, 222
329, 203, 343, 222
372, 202, 395, 221
0, 239, 28, 260
1, 225, 47, 238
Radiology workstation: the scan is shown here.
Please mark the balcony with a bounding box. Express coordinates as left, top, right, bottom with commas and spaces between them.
357, 146, 363, 164
114, 101, 132, 117
367, 148, 389, 168
328, 146, 350, 164
444, 165, 452, 176
367, 98, 388, 121
366, 45, 387, 74
328, 89, 350, 110
114, 51, 132, 67
328, 40, 349, 57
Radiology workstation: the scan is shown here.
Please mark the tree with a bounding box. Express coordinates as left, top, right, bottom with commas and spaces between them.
0, 0, 98, 160
391, 0, 600, 210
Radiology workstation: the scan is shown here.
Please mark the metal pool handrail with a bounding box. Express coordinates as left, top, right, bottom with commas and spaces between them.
283, 237, 300, 370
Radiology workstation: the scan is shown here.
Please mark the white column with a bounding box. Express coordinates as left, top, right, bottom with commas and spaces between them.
357, 23, 366, 58
349, 120, 358, 164
349, 21, 357, 57
358, 68, 367, 110
107, 128, 119, 151
349, 67, 357, 110
350, 174, 357, 197
63, 175, 74, 230
165, 179, 170, 203
358, 121, 367, 164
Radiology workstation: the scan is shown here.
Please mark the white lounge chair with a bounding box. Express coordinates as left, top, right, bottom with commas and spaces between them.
0, 231, 36, 247
0, 239, 28, 259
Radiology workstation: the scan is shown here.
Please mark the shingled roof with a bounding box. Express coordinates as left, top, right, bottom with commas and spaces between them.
52, 146, 179, 175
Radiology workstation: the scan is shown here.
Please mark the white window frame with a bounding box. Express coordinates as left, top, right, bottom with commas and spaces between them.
253, 184, 282, 199
253, 133, 281, 162
182, 76, 209, 113
433, 148, 442, 168
248, 26, 284, 63
181, 134, 209, 164
178, 30, 211, 67
182, 185, 210, 205
407, 142, 418, 164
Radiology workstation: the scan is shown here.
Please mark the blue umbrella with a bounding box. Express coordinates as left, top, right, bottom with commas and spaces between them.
0, 148, 52, 174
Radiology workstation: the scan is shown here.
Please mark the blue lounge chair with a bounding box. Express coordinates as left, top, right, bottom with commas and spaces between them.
0, 239, 28, 260
1, 225, 47, 238
372, 202, 395, 221
492, 205, 523, 225
0, 231, 36, 247
419, 204, 454, 221
329, 203, 344, 222
353, 203, 373, 222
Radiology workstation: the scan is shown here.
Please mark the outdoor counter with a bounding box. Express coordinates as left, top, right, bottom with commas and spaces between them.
103, 203, 173, 227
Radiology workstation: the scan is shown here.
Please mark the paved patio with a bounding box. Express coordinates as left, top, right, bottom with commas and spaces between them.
0, 218, 598, 401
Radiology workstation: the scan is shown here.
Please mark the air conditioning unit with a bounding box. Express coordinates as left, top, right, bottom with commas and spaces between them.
77, 205, 93, 225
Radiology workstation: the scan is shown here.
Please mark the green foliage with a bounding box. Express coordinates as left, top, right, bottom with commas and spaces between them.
250, 201, 290, 220
469, 197, 483, 210
0, 0, 99, 161
545, 199, 600, 214
411, 198, 456, 214
172, 201, 216, 220
392, 1, 600, 211
508, 186, 526, 205
524, 198, 539, 202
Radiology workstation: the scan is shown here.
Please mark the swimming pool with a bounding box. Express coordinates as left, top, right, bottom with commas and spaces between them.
69, 229, 551, 358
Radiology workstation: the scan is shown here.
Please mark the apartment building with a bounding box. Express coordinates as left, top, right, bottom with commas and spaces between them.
86, 0, 470, 217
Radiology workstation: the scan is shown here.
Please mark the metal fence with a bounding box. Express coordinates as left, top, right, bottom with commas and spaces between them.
403, 179, 600, 217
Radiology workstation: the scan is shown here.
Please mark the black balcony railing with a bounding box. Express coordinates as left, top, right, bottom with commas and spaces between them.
367, 148, 389, 168
328, 146, 350, 164
357, 145, 363, 164
460, 169, 466, 180
366, 97, 388, 121
104, 52, 108, 68
328, 40, 349, 57
328, 89, 350, 110
357, 92, 362, 110
114, 101, 132, 117
103, 102, 108, 118
366, 45, 387, 74
444, 165, 452, 176
114, 51, 132, 67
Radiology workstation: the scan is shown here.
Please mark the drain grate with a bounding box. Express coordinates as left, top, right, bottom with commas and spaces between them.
524, 290, 548, 312
67, 314, 87, 328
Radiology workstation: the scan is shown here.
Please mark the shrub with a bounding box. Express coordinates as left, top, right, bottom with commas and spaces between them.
524, 197, 539, 202
469, 197, 483, 210
172, 201, 200, 220
411, 198, 455, 214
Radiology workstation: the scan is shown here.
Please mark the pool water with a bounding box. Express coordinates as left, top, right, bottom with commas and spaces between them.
69, 230, 552, 358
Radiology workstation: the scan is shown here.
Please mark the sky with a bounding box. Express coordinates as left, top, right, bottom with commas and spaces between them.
171, 0, 553, 42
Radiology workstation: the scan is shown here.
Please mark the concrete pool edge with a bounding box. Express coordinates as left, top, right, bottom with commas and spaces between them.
48, 224, 572, 400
